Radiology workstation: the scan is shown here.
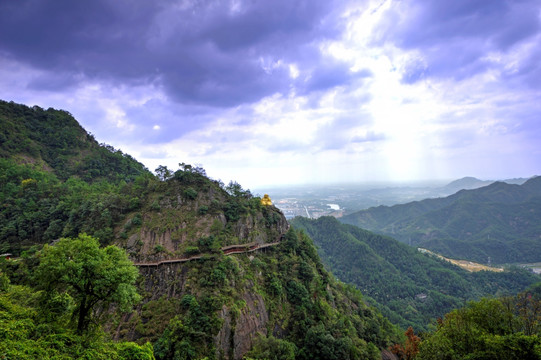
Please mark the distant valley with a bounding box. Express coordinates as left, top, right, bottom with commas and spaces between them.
261, 176, 530, 219
291, 216, 539, 332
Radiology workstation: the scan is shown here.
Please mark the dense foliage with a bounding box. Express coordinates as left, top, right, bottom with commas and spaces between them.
0, 100, 154, 255
0, 99, 148, 182
6, 99, 539, 359
1, 99, 405, 359
416, 288, 541, 359
292, 216, 540, 332
0, 242, 153, 359
341, 178, 541, 263
0, 157, 156, 254
36, 234, 140, 333
122, 228, 400, 359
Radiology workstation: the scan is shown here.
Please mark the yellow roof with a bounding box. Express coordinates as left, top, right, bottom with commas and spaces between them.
260, 194, 272, 206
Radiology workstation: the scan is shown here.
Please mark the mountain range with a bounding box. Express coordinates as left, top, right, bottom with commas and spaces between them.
291, 216, 539, 332
341, 177, 541, 264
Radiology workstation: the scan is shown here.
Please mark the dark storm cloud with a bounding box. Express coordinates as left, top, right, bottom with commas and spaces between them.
375, 0, 541, 82
0, 0, 351, 107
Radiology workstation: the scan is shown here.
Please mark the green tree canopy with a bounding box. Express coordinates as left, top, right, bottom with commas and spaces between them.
417, 296, 541, 360
35, 234, 140, 333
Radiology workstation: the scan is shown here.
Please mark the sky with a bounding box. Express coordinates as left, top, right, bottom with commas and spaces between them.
1, 0, 540, 188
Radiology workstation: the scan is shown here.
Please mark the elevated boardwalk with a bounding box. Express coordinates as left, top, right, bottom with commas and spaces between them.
134, 240, 281, 267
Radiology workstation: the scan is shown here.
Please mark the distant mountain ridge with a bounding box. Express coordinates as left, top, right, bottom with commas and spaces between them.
441, 176, 529, 194
341, 177, 541, 264
441, 176, 493, 193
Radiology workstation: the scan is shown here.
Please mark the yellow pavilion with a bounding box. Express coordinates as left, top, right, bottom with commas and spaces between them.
260, 194, 273, 206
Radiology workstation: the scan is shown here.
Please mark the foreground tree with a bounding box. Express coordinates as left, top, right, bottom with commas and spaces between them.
390, 326, 420, 360
36, 234, 140, 334
417, 297, 541, 360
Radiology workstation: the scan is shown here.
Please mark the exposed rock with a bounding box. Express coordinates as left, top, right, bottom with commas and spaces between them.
215, 305, 233, 359
233, 288, 269, 360
381, 349, 399, 360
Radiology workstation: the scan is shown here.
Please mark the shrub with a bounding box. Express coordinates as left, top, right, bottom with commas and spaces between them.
183, 187, 198, 200
198, 205, 209, 215
184, 246, 200, 256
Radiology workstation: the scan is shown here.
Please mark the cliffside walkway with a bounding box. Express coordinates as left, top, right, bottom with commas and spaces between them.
134, 240, 281, 267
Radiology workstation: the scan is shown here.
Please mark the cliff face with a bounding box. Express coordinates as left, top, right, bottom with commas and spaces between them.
111, 174, 286, 358
111, 173, 397, 360
120, 175, 288, 264
126, 262, 275, 360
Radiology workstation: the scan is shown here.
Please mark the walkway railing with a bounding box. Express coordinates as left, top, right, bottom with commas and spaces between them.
134, 239, 282, 267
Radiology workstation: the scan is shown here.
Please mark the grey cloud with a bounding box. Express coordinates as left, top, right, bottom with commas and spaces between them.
375, 0, 541, 82
380, 1, 539, 50
0, 0, 353, 107
298, 61, 372, 93
27, 72, 84, 91
263, 139, 311, 154
122, 100, 224, 143
401, 58, 428, 84
504, 44, 541, 89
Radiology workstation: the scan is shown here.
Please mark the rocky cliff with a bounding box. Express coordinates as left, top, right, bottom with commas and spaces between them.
111, 171, 398, 359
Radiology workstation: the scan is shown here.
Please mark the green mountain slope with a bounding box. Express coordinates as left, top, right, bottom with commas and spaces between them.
0, 99, 400, 359
0, 99, 149, 182
416, 287, 541, 360
341, 178, 541, 263
291, 216, 539, 332
0, 100, 154, 253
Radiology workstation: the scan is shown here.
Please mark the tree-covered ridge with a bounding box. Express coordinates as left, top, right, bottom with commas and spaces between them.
0, 99, 149, 182
291, 216, 540, 332
0, 157, 156, 254
119, 165, 289, 264
105, 167, 401, 358
341, 177, 541, 264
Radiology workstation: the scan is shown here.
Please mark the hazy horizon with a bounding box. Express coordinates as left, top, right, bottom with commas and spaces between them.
252, 175, 536, 192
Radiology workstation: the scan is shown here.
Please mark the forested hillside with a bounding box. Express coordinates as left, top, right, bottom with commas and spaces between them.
4, 99, 539, 359
0, 100, 149, 182
291, 216, 540, 332
0, 99, 153, 254
341, 178, 541, 263
0, 100, 400, 359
